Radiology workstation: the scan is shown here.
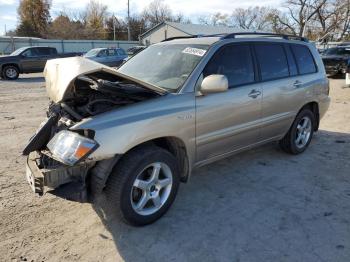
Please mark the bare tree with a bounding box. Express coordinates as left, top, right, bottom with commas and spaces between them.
142, 0, 173, 27
337, 0, 350, 39
275, 0, 327, 36
198, 12, 229, 26
231, 7, 273, 31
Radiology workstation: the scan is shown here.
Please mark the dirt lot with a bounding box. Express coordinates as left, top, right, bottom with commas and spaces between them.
0, 74, 349, 262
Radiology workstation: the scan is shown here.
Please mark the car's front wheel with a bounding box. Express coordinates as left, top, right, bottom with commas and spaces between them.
279, 108, 315, 154
104, 145, 180, 226
2, 65, 19, 80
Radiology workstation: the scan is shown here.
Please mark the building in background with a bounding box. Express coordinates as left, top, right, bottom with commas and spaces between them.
139, 21, 240, 45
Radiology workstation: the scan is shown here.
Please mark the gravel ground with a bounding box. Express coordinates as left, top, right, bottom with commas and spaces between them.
0, 74, 349, 262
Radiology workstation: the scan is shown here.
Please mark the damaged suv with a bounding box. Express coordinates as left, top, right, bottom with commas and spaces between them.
24, 33, 330, 226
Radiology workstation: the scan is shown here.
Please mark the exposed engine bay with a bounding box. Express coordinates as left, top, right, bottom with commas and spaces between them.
54, 74, 159, 121
23, 60, 161, 158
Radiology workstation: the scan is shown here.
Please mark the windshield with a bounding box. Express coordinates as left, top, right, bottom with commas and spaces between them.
84, 49, 102, 57
324, 47, 350, 55
10, 47, 28, 56
118, 44, 209, 92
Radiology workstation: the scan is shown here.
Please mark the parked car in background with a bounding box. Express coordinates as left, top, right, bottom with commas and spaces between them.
321, 46, 350, 76
346, 59, 350, 86
0, 46, 81, 80
83, 48, 128, 67
127, 46, 146, 56
24, 33, 330, 226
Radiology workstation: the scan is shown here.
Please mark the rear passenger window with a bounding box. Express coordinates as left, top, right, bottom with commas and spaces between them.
285, 45, 298, 76
203, 44, 255, 88
36, 48, 51, 56
255, 43, 289, 81
291, 44, 317, 74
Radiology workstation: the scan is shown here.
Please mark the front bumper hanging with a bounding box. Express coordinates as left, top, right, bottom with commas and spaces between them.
26, 152, 95, 202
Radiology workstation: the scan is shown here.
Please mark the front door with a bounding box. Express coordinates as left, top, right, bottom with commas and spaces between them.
195, 43, 262, 163
21, 48, 42, 73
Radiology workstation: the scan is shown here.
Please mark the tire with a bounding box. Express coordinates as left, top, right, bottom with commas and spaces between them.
104, 145, 180, 226
279, 108, 315, 154
2, 65, 19, 80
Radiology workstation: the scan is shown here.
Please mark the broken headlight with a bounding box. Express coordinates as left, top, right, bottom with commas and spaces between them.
47, 130, 98, 166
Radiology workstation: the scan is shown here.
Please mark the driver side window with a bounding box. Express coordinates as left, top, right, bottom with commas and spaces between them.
98, 50, 108, 57
22, 48, 37, 57
203, 44, 255, 88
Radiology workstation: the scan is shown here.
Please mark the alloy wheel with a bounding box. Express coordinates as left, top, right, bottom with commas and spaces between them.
130, 162, 173, 216
5, 68, 17, 79
295, 116, 312, 149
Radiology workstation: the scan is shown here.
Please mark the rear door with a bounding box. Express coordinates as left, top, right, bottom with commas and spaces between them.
35, 47, 53, 70
257, 42, 318, 140
195, 43, 262, 162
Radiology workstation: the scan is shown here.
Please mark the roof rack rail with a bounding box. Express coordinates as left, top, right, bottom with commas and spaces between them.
222, 32, 309, 42
161, 33, 226, 42
161, 32, 309, 43
162, 35, 199, 42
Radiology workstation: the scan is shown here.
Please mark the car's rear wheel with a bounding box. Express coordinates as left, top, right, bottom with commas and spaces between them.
279, 108, 315, 154
104, 145, 180, 226
2, 65, 19, 80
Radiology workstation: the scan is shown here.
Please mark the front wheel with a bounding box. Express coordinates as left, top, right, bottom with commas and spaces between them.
279, 108, 315, 154
104, 146, 180, 226
2, 65, 19, 80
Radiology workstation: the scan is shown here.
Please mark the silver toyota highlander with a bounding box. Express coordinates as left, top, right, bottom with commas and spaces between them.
24, 33, 330, 225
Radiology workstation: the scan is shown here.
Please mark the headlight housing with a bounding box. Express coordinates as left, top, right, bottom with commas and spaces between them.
47, 130, 99, 166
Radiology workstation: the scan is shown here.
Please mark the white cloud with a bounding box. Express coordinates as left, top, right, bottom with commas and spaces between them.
0, 0, 15, 5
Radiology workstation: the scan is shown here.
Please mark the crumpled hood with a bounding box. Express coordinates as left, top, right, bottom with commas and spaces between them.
44, 57, 165, 103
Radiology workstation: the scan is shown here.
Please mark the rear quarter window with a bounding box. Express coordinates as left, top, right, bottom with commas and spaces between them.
254, 43, 289, 81
291, 44, 317, 75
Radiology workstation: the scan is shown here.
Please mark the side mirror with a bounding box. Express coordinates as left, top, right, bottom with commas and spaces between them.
200, 74, 228, 95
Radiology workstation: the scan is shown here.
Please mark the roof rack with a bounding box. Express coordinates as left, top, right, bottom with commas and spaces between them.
161, 32, 309, 42
221, 32, 309, 42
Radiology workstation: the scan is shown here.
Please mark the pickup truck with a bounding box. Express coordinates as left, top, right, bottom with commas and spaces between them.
0, 46, 81, 80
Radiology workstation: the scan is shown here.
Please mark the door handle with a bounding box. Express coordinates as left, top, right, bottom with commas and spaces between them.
248, 89, 261, 99
293, 80, 302, 88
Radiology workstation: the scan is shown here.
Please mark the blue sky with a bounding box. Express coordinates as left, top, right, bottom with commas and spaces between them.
0, 0, 279, 36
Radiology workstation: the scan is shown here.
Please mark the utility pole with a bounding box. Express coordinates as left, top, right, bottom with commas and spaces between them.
4, 24, 6, 36
113, 14, 116, 41
127, 0, 131, 41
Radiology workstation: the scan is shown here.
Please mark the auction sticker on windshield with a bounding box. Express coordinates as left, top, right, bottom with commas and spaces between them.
182, 47, 206, 57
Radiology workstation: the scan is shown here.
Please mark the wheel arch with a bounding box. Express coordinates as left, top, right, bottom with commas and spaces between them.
2, 63, 21, 74
123, 136, 190, 182
298, 101, 319, 131
89, 136, 190, 195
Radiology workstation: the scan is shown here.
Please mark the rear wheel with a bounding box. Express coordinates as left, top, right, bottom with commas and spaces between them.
279, 108, 315, 154
104, 146, 180, 226
2, 65, 19, 80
